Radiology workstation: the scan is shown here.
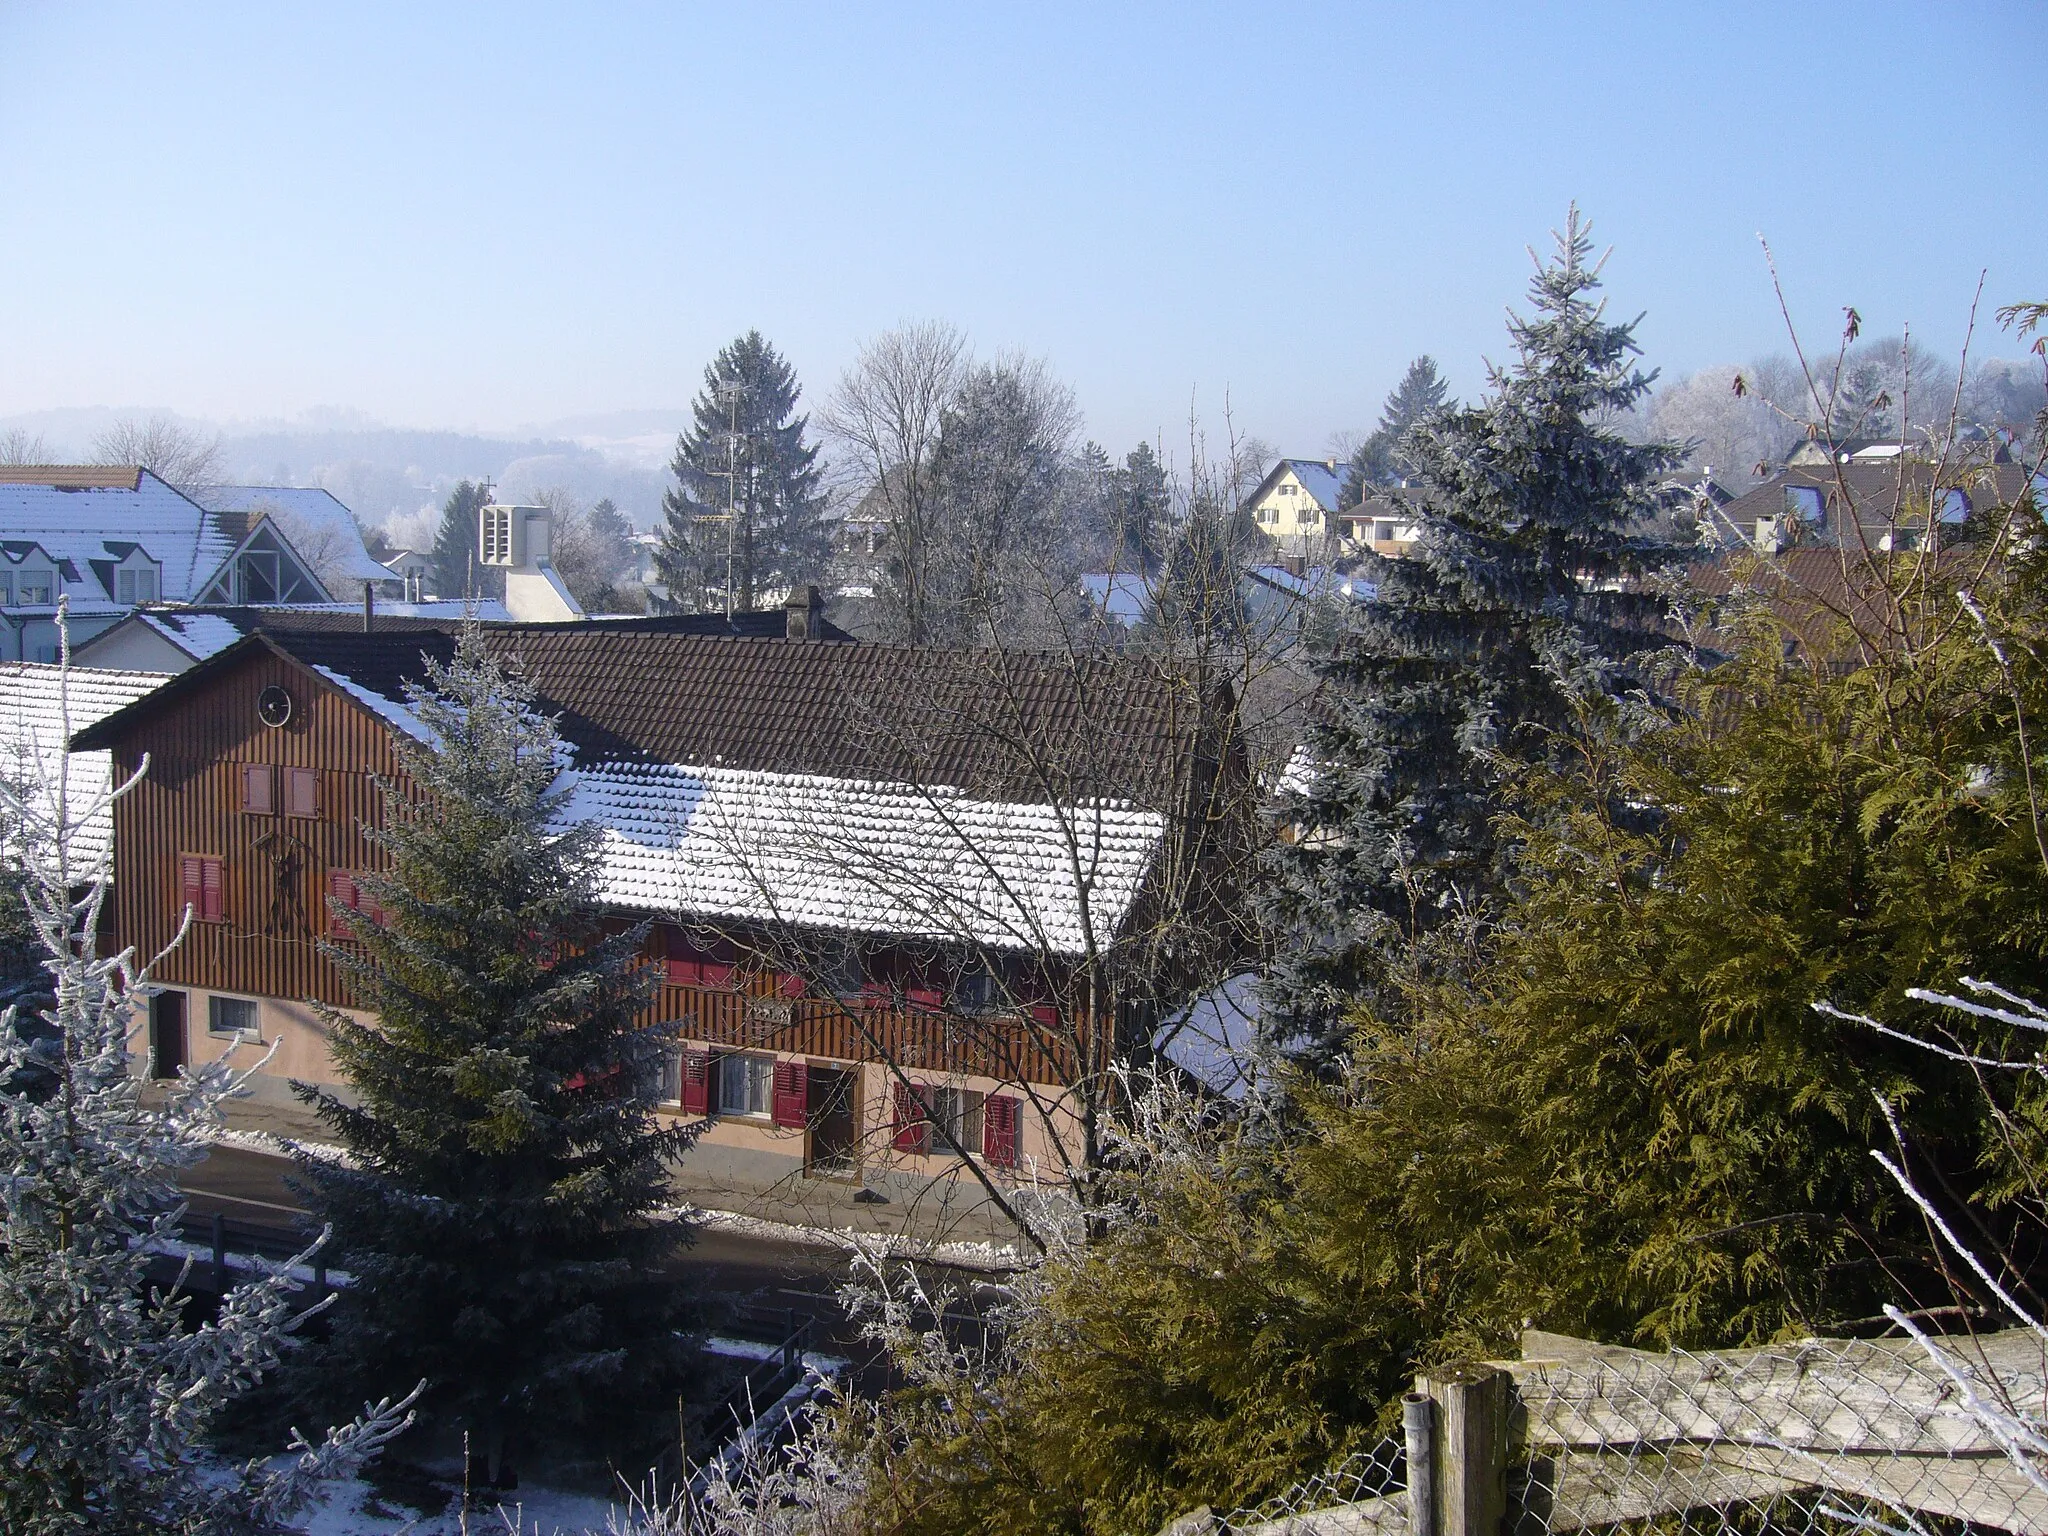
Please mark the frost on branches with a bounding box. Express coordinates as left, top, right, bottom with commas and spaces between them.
0, 604, 416, 1535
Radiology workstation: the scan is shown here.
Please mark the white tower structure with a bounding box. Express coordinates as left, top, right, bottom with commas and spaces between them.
478, 503, 583, 623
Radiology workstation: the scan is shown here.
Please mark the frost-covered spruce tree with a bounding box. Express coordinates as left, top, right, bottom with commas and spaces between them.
294, 625, 697, 1489
1263, 209, 1691, 1063
0, 606, 414, 1536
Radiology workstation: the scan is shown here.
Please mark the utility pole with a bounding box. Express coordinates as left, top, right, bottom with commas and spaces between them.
705, 380, 747, 620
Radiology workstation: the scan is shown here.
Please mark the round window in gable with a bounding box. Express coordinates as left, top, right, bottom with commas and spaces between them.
257, 685, 294, 729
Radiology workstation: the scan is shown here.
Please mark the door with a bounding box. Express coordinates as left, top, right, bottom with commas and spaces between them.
150, 990, 186, 1079
806, 1067, 858, 1176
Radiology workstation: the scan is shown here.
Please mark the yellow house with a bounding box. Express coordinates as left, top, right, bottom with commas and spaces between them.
1245, 459, 1347, 556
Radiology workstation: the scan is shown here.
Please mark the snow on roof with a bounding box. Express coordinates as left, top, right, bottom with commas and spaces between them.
0, 664, 166, 871
556, 758, 1168, 956
136, 610, 248, 662
0, 471, 233, 600
1080, 572, 1154, 627
1153, 973, 1261, 1100
307, 664, 436, 744
204, 487, 391, 583
1281, 459, 1347, 512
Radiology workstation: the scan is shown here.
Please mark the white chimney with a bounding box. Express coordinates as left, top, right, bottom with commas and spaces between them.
479, 503, 584, 623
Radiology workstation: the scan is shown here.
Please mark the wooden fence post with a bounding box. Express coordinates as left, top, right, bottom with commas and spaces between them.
1404, 1390, 1438, 1536
1425, 1364, 1509, 1536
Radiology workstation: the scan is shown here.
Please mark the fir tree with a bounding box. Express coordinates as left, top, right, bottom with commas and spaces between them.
294, 627, 698, 1488
656, 331, 829, 613
429, 479, 497, 601
1263, 209, 1689, 1062
1107, 441, 1171, 574
1341, 355, 1453, 504
0, 608, 413, 1534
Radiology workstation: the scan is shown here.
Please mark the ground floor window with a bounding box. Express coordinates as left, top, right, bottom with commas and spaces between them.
717, 1052, 774, 1117
208, 995, 258, 1040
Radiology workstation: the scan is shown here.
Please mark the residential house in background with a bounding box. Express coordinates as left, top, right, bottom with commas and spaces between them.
1335, 486, 1431, 558
72, 624, 1234, 1233
1711, 458, 2045, 555
201, 486, 392, 599
1244, 458, 1347, 557
0, 466, 344, 661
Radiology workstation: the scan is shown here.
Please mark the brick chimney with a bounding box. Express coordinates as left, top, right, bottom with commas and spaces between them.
784, 585, 825, 640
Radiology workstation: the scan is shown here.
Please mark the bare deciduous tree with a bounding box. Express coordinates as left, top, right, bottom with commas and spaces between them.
0, 429, 50, 467
821, 322, 969, 643
89, 414, 224, 497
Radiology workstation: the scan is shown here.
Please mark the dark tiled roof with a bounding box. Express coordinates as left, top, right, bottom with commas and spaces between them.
144, 604, 854, 645
81, 628, 1203, 807
1716, 462, 2041, 547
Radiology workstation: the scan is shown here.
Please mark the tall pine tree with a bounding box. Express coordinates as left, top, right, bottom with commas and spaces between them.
656, 331, 830, 613
429, 479, 497, 601
1263, 209, 1689, 1062
294, 628, 697, 1487
1341, 355, 1454, 504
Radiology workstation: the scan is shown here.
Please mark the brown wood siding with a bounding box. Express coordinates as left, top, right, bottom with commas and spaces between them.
647, 979, 1075, 1083
106, 645, 1081, 1084
109, 647, 406, 1010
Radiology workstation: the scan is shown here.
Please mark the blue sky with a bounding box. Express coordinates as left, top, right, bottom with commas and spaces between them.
1, 1, 2040, 453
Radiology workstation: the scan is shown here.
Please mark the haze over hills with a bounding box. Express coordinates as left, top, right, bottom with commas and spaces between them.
0, 405, 689, 536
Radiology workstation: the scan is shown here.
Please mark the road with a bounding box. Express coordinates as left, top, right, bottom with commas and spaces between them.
179, 1144, 1001, 1390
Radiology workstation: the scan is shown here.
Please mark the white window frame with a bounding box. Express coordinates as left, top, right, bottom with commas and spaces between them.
717, 1051, 774, 1117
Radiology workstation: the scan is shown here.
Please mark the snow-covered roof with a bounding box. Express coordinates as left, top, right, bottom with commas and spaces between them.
0, 664, 166, 871
204, 486, 391, 584
108, 602, 517, 666
1280, 459, 1347, 512
557, 759, 1167, 955
1080, 572, 1154, 627
0, 470, 234, 601
1153, 973, 1261, 1100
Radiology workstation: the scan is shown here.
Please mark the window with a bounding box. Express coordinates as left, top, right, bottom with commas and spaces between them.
18, 573, 51, 605
481, 506, 513, 565
931, 1086, 984, 1155
892, 1080, 983, 1157
179, 855, 224, 923
208, 995, 257, 1040
657, 1046, 684, 1106
326, 869, 388, 935
982, 1094, 1021, 1167
0, 573, 14, 604
241, 764, 275, 815
285, 767, 319, 818
717, 1052, 775, 1117
136, 566, 157, 602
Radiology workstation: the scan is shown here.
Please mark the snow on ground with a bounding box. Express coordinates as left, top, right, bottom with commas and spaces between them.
681, 1203, 1032, 1272
287, 1467, 621, 1536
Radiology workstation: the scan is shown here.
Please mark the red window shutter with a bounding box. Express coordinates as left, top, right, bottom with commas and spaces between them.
327, 869, 357, 937
774, 971, 804, 999
199, 858, 224, 923
860, 982, 890, 1010
680, 1047, 710, 1115
241, 764, 274, 814
665, 955, 695, 986
772, 1059, 808, 1128
1026, 1002, 1058, 1027
179, 855, 203, 919
906, 984, 943, 1011
892, 1081, 931, 1154
286, 767, 318, 817
699, 961, 734, 989
983, 1094, 1020, 1168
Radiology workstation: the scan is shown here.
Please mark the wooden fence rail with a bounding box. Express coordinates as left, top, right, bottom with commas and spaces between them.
1162, 1328, 2048, 1536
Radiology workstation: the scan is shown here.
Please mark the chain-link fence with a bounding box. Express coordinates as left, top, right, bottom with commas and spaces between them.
1163, 1328, 2048, 1536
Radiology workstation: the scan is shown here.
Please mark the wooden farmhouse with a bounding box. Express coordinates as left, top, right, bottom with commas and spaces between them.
73, 622, 1241, 1219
